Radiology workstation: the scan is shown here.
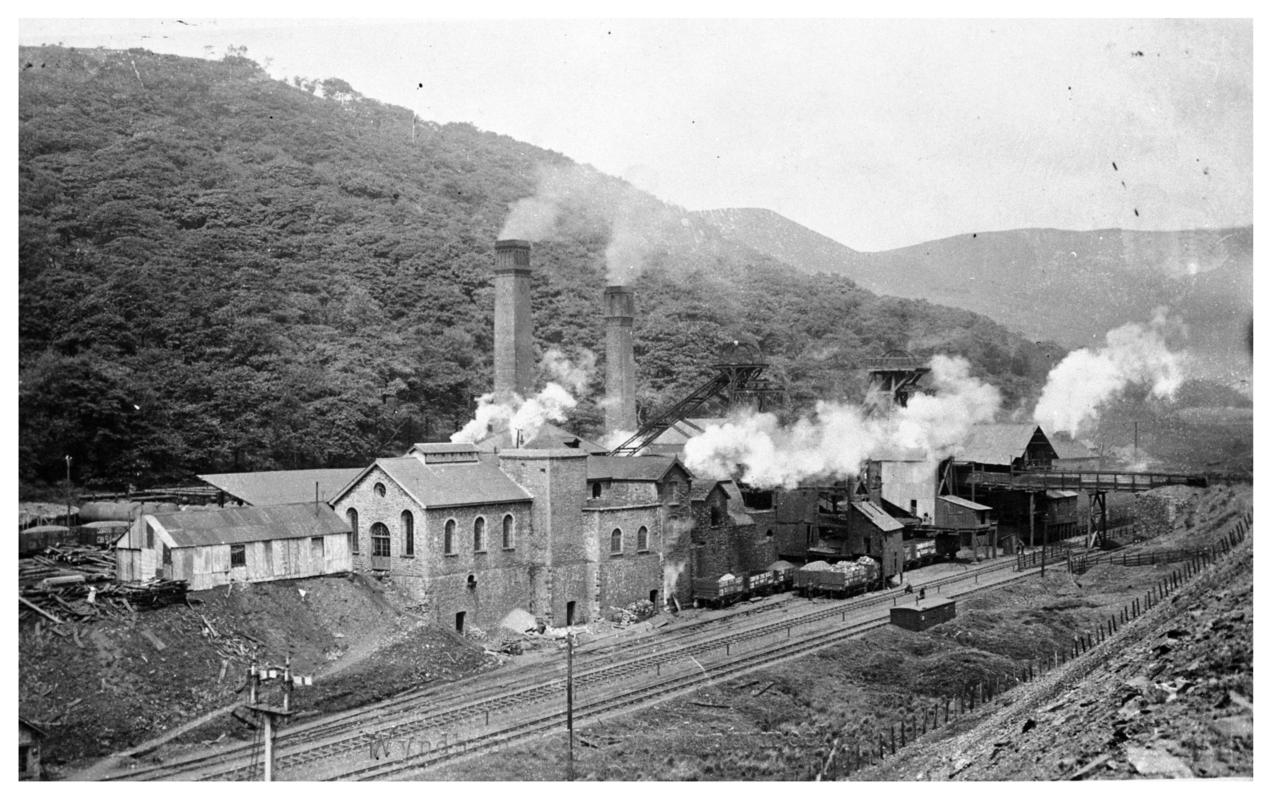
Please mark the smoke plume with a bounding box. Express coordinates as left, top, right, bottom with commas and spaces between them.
452, 348, 595, 445
683, 355, 1000, 489
498, 163, 674, 285
1033, 311, 1185, 436
661, 516, 696, 604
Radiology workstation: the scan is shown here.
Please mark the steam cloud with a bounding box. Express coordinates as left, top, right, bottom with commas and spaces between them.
452, 348, 596, 445
683, 355, 1001, 489
1033, 311, 1185, 436
498, 163, 671, 285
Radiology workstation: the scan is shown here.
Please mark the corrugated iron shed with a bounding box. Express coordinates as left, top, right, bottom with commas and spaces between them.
939, 494, 994, 511
198, 468, 363, 507
148, 503, 350, 548
957, 423, 1056, 465
850, 501, 904, 532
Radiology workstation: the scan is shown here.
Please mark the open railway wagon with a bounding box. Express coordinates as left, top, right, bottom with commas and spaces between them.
794, 557, 880, 598
692, 573, 745, 608
693, 563, 796, 608
902, 537, 938, 569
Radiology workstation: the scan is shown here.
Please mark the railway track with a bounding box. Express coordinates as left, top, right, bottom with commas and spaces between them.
107, 551, 1054, 781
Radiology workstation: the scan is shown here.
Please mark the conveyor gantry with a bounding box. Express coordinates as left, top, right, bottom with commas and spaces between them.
608, 344, 769, 457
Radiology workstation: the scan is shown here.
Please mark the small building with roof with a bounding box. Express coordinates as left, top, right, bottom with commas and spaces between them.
473, 423, 607, 455
198, 468, 363, 507
114, 503, 352, 590
328, 442, 536, 632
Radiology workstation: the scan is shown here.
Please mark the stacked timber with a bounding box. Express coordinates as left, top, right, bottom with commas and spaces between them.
18, 544, 188, 626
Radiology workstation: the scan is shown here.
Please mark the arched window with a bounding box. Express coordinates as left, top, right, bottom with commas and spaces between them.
610, 528, 623, 554
444, 519, 456, 555
347, 508, 359, 554
401, 510, 415, 556
370, 522, 391, 557
591, 482, 602, 499
637, 526, 648, 552
374, 482, 387, 497
502, 514, 515, 549
473, 517, 486, 552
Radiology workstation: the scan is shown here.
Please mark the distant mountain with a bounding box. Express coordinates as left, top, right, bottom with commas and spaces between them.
18, 45, 1062, 491
695, 209, 1253, 387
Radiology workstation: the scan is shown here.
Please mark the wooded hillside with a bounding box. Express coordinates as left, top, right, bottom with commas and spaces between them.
18, 46, 1063, 492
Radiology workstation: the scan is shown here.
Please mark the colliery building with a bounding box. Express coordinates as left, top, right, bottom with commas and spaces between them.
101, 238, 1191, 635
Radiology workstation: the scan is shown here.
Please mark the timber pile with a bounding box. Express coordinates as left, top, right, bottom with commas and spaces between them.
19, 545, 116, 589
19, 545, 188, 625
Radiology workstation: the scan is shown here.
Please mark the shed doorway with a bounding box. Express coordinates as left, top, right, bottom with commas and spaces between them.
649, 590, 659, 607
565, 601, 576, 627
455, 611, 466, 634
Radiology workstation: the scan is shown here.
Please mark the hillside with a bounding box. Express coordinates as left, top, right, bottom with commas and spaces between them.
694, 209, 1252, 387
19, 45, 1062, 491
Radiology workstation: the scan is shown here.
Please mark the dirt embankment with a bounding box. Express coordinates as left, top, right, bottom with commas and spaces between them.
19, 572, 494, 776
858, 531, 1253, 780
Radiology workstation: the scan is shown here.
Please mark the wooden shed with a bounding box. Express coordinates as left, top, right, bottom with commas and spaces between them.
115, 503, 352, 590
890, 598, 956, 632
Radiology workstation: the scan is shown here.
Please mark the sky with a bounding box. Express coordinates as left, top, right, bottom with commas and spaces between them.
15, 13, 1255, 251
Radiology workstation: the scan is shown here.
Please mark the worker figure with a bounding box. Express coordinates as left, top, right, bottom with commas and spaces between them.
903, 583, 914, 595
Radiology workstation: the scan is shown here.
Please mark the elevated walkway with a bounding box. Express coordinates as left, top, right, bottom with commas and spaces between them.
964, 468, 1207, 493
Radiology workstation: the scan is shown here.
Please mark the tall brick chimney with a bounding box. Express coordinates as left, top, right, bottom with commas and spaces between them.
494, 240, 533, 400
604, 285, 637, 437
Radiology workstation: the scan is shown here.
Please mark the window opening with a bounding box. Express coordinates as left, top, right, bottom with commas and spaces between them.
473, 517, 486, 551
444, 519, 456, 554
371, 522, 391, 557
402, 510, 415, 556
502, 514, 514, 549
230, 544, 246, 567
610, 528, 623, 554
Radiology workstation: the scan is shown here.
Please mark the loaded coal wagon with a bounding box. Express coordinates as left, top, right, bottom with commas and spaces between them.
692, 573, 745, 607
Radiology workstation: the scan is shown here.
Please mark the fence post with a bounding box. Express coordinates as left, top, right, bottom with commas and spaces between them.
945, 696, 950, 723
890, 725, 896, 754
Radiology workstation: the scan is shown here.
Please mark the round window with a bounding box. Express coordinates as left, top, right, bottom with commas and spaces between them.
374, 482, 387, 497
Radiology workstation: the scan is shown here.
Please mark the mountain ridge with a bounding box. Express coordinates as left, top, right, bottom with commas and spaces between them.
693, 208, 1252, 385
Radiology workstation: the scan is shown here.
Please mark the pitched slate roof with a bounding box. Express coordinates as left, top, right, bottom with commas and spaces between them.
199, 468, 363, 506
149, 503, 350, 548
587, 455, 689, 482
474, 423, 607, 454
939, 494, 993, 511
957, 424, 1055, 466
362, 455, 534, 510
850, 501, 904, 532
1048, 435, 1096, 460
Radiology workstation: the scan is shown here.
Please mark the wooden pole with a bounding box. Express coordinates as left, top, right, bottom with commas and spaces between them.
262, 712, 274, 782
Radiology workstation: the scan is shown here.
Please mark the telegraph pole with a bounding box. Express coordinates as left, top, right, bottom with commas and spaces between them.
244, 656, 312, 781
